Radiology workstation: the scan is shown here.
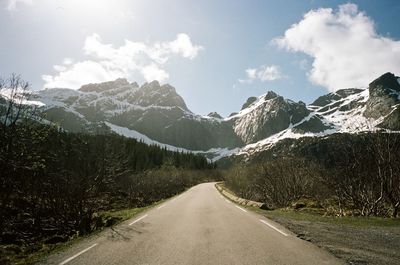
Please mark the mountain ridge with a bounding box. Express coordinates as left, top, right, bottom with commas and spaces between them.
1, 72, 400, 161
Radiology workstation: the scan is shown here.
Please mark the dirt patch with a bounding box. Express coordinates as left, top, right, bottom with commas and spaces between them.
262, 213, 400, 265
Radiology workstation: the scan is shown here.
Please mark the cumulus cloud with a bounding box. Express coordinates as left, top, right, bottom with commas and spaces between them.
273, 3, 400, 91
42, 33, 203, 89
239, 65, 283, 84
140, 64, 169, 82
6, 0, 32, 10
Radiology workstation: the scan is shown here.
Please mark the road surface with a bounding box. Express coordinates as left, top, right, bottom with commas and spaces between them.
39, 183, 342, 265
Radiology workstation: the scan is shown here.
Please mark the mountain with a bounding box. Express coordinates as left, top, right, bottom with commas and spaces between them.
233, 72, 400, 159
2, 72, 400, 161
27, 79, 243, 151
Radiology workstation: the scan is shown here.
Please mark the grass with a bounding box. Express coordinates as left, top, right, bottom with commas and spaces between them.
215, 183, 400, 228
252, 207, 400, 228
99, 198, 167, 222
1, 194, 179, 265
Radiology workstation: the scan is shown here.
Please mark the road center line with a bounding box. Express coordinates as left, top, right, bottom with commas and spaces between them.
259, 219, 289, 236
58, 243, 98, 265
235, 205, 247, 212
157, 205, 165, 210
129, 214, 148, 226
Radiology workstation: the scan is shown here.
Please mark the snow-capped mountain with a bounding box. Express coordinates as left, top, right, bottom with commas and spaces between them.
235, 72, 400, 158
25, 79, 243, 151
2, 72, 400, 161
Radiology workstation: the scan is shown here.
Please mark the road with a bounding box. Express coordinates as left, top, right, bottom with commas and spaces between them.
39, 183, 342, 265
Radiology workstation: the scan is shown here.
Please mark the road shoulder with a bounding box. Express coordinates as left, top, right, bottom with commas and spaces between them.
215, 183, 400, 265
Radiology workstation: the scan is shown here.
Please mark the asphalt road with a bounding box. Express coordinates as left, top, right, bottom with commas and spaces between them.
39, 183, 343, 265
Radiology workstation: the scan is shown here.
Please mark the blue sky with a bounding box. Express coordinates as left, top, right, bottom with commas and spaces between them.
1, 0, 400, 117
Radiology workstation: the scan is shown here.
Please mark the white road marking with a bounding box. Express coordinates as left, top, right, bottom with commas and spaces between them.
58, 243, 98, 265
129, 214, 148, 226
235, 205, 247, 212
157, 205, 165, 210
259, 219, 289, 236
224, 199, 231, 203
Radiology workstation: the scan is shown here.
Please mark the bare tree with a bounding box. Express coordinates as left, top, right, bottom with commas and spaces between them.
369, 132, 400, 217
0, 73, 32, 128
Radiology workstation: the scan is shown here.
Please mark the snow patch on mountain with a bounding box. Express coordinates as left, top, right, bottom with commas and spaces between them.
105, 122, 237, 162
105, 122, 189, 153
0, 89, 45, 107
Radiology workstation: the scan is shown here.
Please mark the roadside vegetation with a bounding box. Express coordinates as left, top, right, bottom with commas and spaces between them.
223, 132, 400, 218
0, 75, 220, 264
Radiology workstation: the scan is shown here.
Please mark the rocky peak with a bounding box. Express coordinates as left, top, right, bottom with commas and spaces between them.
311, 88, 364, 107
364, 72, 400, 120
233, 92, 310, 144
79, 78, 130, 93
241, 97, 257, 110
126, 81, 189, 111
207, 112, 223, 119
264, 91, 278, 100
369, 72, 400, 96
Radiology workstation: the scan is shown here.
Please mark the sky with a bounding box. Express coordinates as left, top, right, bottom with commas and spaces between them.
1, 0, 400, 117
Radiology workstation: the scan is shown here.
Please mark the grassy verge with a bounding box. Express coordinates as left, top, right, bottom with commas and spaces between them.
216, 182, 400, 264
254, 208, 400, 227
1, 194, 178, 265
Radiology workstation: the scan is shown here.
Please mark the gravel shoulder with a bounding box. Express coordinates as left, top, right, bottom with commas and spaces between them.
216, 183, 400, 265
252, 208, 400, 265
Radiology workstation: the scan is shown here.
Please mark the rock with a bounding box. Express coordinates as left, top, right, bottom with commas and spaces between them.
364, 72, 400, 120
105, 216, 122, 227
207, 112, 223, 119
264, 91, 278, 100
293, 115, 332, 133
234, 93, 310, 143
241, 97, 257, 110
260, 203, 273, 211
93, 214, 106, 229
292, 201, 306, 209
80, 78, 130, 92
378, 107, 400, 130
369, 72, 400, 93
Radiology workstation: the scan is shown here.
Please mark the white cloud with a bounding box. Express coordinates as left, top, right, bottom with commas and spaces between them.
140, 63, 169, 82
273, 3, 400, 91
169, 33, 204, 59
62, 58, 73, 65
6, 0, 32, 10
42, 61, 122, 89
42, 33, 203, 89
239, 65, 283, 84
